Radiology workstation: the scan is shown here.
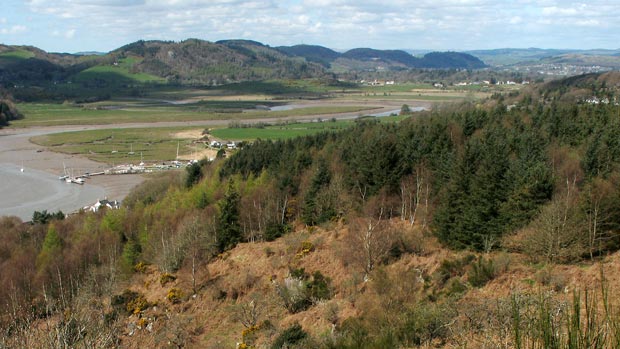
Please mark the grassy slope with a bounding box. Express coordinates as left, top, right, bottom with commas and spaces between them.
0, 48, 36, 68
0, 49, 35, 60
114, 221, 620, 348
74, 57, 166, 84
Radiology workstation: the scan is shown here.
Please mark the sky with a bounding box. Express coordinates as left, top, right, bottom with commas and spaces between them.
0, 0, 619, 53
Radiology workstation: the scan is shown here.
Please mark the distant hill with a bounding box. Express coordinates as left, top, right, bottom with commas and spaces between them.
108, 39, 326, 85
539, 71, 620, 101
538, 53, 620, 69
1, 39, 488, 91
468, 48, 620, 67
276, 44, 340, 67
340, 48, 419, 67
0, 39, 328, 88
417, 52, 487, 69
277, 45, 487, 70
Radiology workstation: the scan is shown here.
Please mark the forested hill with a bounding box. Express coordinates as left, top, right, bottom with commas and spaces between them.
112, 39, 327, 84
0, 39, 487, 89
0, 39, 328, 87
278, 45, 487, 69
276, 44, 341, 68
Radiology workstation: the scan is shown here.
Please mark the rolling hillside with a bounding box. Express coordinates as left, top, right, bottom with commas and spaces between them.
0, 39, 489, 92
468, 47, 620, 67
279, 45, 487, 70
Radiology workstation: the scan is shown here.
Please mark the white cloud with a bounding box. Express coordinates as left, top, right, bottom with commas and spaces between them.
542, 6, 580, 16
0, 18, 6, 24
509, 16, 523, 24
65, 29, 76, 39
0, 25, 28, 35
14, 0, 620, 51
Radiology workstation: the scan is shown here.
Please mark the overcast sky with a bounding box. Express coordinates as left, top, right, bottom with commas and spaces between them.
1, 0, 619, 53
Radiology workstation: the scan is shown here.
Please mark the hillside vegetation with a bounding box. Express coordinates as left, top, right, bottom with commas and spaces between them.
3, 73, 620, 348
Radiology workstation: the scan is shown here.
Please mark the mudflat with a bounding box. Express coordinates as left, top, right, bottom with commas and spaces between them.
0, 126, 145, 220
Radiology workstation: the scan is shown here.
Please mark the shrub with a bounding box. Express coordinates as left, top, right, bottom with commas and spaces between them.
307, 271, 331, 302
160, 273, 177, 286
468, 257, 497, 288
271, 323, 307, 349
435, 255, 475, 286
276, 268, 332, 313
112, 290, 151, 315
264, 222, 288, 241
535, 266, 568, 292
167, 288, 184, 304
295, 240, 315, 258
134, 261, 148, 273
445, 278, 468, 297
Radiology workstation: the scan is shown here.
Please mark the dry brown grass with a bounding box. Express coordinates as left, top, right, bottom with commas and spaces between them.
100, 220, 620, 348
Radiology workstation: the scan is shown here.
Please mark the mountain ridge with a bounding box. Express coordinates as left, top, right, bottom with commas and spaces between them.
0, 39, 488, 88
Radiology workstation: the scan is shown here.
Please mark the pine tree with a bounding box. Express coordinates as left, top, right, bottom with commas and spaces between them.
217, 179, 241, 252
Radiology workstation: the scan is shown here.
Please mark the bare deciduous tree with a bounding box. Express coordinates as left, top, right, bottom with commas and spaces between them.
346, 209, 396, 277
400, 163, 431, 228
524, 176, 585, 263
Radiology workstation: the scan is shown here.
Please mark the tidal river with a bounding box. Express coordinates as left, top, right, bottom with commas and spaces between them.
0, 163, 105, 220
0, 126, 143, 221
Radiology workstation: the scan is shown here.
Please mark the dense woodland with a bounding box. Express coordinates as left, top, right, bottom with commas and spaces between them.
3, 73, 620, 347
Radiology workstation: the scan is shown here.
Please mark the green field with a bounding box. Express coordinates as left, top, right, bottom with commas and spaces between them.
74, 57, 166, 84
31, 127, 204, 164
0, 49, 35, 60
209, 119, 351, 140
0, 49, 36, 67
209, 115, 410, 141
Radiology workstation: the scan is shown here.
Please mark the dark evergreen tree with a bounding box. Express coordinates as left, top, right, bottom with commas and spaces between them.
185, 162, 202, 188
216, 179, 241, 252
301, 158, 333, 226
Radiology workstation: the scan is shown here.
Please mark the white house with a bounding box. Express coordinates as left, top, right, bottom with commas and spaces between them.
84, 198, 121, 213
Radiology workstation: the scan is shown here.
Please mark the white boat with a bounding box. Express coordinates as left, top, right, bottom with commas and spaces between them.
59, 162, 68, 180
